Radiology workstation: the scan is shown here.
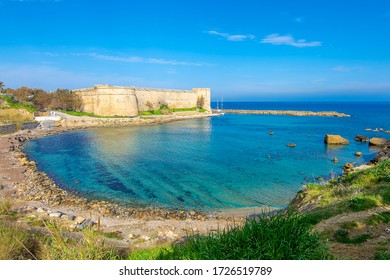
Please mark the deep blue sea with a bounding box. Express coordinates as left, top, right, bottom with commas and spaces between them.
24, 102, 390, 210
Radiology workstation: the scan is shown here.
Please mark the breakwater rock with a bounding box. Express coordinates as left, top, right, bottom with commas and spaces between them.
217, 109, 350, 117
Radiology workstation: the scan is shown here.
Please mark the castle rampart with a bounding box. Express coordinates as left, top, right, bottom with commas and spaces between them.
73, 85, 211, 117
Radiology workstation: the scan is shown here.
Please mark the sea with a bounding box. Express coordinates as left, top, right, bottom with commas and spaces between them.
23, 101, 390, 211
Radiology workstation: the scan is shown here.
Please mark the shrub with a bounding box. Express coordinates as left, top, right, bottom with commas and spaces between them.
348, 196, 379, 212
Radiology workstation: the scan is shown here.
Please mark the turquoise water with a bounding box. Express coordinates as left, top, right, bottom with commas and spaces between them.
24, 102, 390, 210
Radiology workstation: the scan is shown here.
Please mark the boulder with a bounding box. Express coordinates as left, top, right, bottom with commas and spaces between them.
354, 135, 369, 142
324, 134, 349, 145
355, 152, 363, 157
370, 148, 390, 164
369, 138, 390, 147
342, 162, 354, 173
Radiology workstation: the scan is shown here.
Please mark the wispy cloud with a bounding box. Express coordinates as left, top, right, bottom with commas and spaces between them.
31, 51, 59, 57
332, 66, 350, 72
75, 52, 211, 67
294, 17, 304, 23
261, 34, 321, 47
206, 30, 255, 41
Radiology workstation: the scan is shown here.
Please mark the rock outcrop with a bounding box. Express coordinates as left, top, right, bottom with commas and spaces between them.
370, 148, 390, 164
324, 134, 350, 145
369, 137, 390, 147
354, 135, 369, 142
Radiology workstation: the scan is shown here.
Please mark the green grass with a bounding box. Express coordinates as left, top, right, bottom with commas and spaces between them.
39, 221, 127, 260
0, 219, 39, 260
140, 107, 206, 116
340, 221, 361, 230
348, 196, 380, 212
0, 96, 36, 113
292, 160, 390, 222
128, 246, 172, 260
157, 212, 331, 260
0, 197, 14, 215
366, 212, 390, 225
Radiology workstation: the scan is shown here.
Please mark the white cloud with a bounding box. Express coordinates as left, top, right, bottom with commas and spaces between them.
206, 30, 255, 41
31, 51, 59, 57
332, 66, 350, 72
261, 34, 322, 47
75, 53, 211, 67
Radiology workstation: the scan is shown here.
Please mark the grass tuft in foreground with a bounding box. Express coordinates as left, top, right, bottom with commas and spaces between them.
157, 212, 331, 260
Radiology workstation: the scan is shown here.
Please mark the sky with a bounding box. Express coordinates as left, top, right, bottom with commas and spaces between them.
1, 0, 390, 101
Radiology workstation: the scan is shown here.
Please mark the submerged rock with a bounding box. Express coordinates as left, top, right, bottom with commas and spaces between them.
324, 134, 350, 145
354, 135, 369, 142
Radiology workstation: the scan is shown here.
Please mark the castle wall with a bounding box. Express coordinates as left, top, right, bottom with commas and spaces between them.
74, 85, 211, 116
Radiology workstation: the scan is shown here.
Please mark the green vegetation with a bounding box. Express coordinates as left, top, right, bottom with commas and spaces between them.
375, 248, 390, 260
333, 229, 371, 244
348, 196, 379, 211
140, 105, 206, 116
293, 160, 390, 223
291, 159, 390, 259
0, 95, 36, 113
40, 221, 125, 260
366, 212, 390, 225
128, 246, 171, 260
157, 212, 331, 260
340, 221, 361, 230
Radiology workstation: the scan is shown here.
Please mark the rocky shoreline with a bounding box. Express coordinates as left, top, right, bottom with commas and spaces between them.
1, 113, 250, 248
218, 109, 350, 117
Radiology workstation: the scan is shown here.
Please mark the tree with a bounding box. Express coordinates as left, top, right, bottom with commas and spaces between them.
0, 81, 4, 92
49, 89, 82, 111
31, 89, 51, 111
196, 95, 205, 109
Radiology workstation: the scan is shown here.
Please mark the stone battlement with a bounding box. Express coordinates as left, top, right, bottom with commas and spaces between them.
73, 85, 211, 116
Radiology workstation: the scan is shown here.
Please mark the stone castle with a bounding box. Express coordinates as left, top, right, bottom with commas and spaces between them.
73, 85, 211, 117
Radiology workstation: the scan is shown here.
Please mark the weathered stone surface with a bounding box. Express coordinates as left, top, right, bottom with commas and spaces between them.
73, 85, 211, 117
354, 135, 369, 142
49, 211, 62, 218
324, 134, 349, 145
75, 216, 86, 224
342, 162, 354, 173
370, 148, 390, 164
369, 137, 390, 147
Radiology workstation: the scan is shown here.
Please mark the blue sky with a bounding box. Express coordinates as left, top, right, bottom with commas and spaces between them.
1, 0, 390, 101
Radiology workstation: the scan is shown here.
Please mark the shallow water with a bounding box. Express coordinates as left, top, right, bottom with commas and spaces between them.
24, 102, 390, 210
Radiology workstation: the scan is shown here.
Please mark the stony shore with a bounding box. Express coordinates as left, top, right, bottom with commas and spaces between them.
218, 109, 350, 117
0, 112, 257, 249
